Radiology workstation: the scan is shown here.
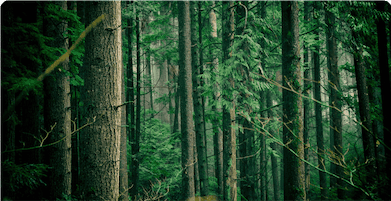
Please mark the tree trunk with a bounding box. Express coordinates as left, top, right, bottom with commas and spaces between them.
313, 3, 327, 198
209, 3, 223, 198
126, 2, 136, 197
43, 1, 71, 199
130, 11, 142, 200
267, 91, 280, 201
80, 2, 122, 200
376, 2, 391, 198
191, 2, 209, 197
303, 2, 311, 196
281, 1, 305, 200
178, 1, 196, 199
353, 46, 377, 183
119, 3, 129, 199
326, 7, 343, 199
222, 2, 237, 200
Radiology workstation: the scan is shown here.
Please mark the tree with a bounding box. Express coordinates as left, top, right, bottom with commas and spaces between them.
209, 2, 224, 198
267, 90, 280, 201
80, 2, 122, 200
119, 3, 129, 201
191, 1, 209, 197
130, 9, 142, 199
281, 1, 306, 200
178, 1, 196, 200
350, 9, 378, 187
313, 2, 327, 199
326, 5, 343, 198
43, 1, 71, 199
376, 2, 391, 198
222, 2, 237, 201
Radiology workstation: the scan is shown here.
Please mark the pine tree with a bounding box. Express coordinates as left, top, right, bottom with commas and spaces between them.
178, 1, 196, 199
80, 2, 122, 200
281, 1, 306, 200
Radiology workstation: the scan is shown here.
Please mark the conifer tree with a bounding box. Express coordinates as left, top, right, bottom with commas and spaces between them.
281, 1, 306, 200
80, 2, 122, 200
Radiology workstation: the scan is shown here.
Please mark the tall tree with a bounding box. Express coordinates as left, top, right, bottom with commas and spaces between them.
119, 3, 129, 201
178, 1, 196, 200
352, 32, 377, 184
259, 3, 268, 201
209, 2, 224, 198
303, 2, 311, 196
43, 1, 71, 199
130, 9, 142, 199
191, 1, 209, 197
126, 1, 136, 197
326, 5, 343, 199
80, 2, 122, 200
313, 2, 327, 199
281, 1, 306, 200
376, 2, 391, 197
222, 2, 237, 201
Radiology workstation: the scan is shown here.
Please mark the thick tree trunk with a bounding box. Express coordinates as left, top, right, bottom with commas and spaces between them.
281, 1, 305, 200
178, 1, 196, 199
80, 2, 122, 200
376, 2, 391, 198
43, 2, 71, 199
222, 2, 237, 201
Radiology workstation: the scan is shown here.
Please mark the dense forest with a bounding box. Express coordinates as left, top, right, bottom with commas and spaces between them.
2, 1, 391, 200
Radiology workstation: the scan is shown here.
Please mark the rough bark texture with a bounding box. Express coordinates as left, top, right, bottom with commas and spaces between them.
43, 1, 71, 199
222, 2, 237, 201
178, 1, 196, 199
80, 2, 122, 200
281, 1, 305, 200
326, 8, 343, 199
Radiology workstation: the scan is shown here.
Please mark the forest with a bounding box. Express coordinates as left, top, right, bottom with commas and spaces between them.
1, 1, 391, 200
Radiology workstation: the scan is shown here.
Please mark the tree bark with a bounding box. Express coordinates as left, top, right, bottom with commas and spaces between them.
43, 2, 71, 199
80, 2, 122, 200
222, 2, 237, 200
178, 1, 196, 199
281, 1, 306, 200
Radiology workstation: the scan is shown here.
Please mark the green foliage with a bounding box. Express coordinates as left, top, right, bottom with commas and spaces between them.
2, 159, 50, 192
128, 109, 181, 200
